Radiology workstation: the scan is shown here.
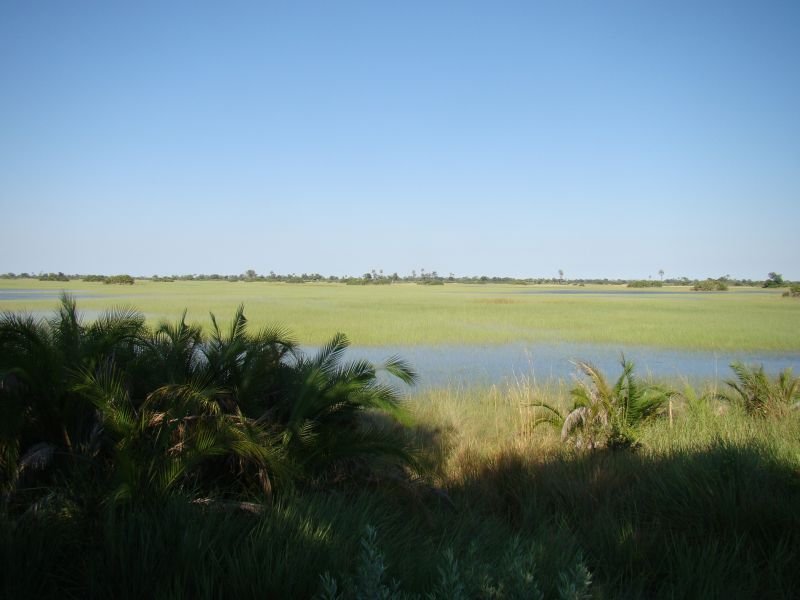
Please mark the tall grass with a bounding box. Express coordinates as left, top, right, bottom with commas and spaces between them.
408, 378, 800, 598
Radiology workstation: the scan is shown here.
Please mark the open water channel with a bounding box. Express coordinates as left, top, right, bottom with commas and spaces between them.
335, 342, 800, 390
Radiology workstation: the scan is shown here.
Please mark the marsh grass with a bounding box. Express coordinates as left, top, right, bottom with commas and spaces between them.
1, 279, 797, 350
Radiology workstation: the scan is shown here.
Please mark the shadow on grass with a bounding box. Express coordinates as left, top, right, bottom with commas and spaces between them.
448, 438, 800, 598
3, 428, 799, 599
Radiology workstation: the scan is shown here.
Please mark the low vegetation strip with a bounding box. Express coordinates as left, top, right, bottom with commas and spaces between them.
0, 280, 797, 351
1, 297, 799, 597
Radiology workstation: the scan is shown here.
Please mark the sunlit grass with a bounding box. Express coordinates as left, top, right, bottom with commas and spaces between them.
0, 279, 797, 350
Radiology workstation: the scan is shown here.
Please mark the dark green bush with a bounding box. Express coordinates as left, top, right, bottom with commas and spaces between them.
692, 279, 728, 291
104, 274, 135, 285
626, 280, 662, 288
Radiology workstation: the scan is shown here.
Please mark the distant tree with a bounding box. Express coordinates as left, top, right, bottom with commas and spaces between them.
105, 274, 134, 285
558, 269, 564, 282
245, 269, 257, 280
658, 269, 664, 281
39, 272, 69, 282
692, 278, 728, 292
764, 272, 785, 288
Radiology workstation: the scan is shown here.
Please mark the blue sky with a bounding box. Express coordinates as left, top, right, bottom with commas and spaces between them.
1, 1, 798, 279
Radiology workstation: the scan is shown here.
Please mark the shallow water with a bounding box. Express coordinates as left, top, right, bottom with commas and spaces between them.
454, 288, 774, 296
0, 289, 110, 301
334, 342, 800, 390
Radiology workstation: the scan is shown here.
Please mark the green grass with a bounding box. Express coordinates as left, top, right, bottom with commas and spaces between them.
1, 279, 798, 351
4, 377, 799, 599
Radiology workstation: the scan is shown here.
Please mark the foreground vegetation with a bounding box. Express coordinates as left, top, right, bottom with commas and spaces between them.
1, 279, 798, 351
1, 298, 799, 598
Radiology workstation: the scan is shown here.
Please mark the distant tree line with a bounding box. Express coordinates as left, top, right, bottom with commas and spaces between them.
36, 272, 70, 282
0, 270, 794, 288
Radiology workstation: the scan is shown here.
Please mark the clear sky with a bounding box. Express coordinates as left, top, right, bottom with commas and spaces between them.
1, 0, 798, 280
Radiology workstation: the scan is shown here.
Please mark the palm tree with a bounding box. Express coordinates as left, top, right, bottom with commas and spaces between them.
80, 360, 290, 504
532, 358, 673, 449
0, 294, 146, 503
722, 362, 800, 417
2, 298, 420, 510
106, 305, 298, 502
275, 332, 418, 480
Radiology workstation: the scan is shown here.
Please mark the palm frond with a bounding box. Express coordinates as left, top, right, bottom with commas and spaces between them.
312, 332, 349, 373
333, 359, 375, 386
90, 305, 146, 341
144, 381, 224, 416
381, 355, 418, 386
228, 304, 248, 342
573, 360, 612, 403
18, 442, 57, 473
252, 324, 297, 352
528, 401, 565, 431
561, 407, 588, 442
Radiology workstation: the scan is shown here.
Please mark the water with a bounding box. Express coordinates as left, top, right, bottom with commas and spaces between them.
0, 289, 110, 301
453, 288, 775, 296
332, 342, 800, 390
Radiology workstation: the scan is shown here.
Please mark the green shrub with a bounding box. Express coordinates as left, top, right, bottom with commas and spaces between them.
0, 296, 418, 511
317, 525, 591, 599
626, 280, 662, 288
722, 362, 800, 417
763, 272, 784, 288
782, 284, 800, 298
692, 279, 728, 291
532, 358, 674, 449
104, 274, 135, 285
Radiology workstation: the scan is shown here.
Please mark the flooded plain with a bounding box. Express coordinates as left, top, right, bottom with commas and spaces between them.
3, 286, 797, 389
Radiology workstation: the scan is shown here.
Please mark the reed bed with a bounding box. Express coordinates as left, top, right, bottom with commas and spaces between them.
1, 279, 797, 350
